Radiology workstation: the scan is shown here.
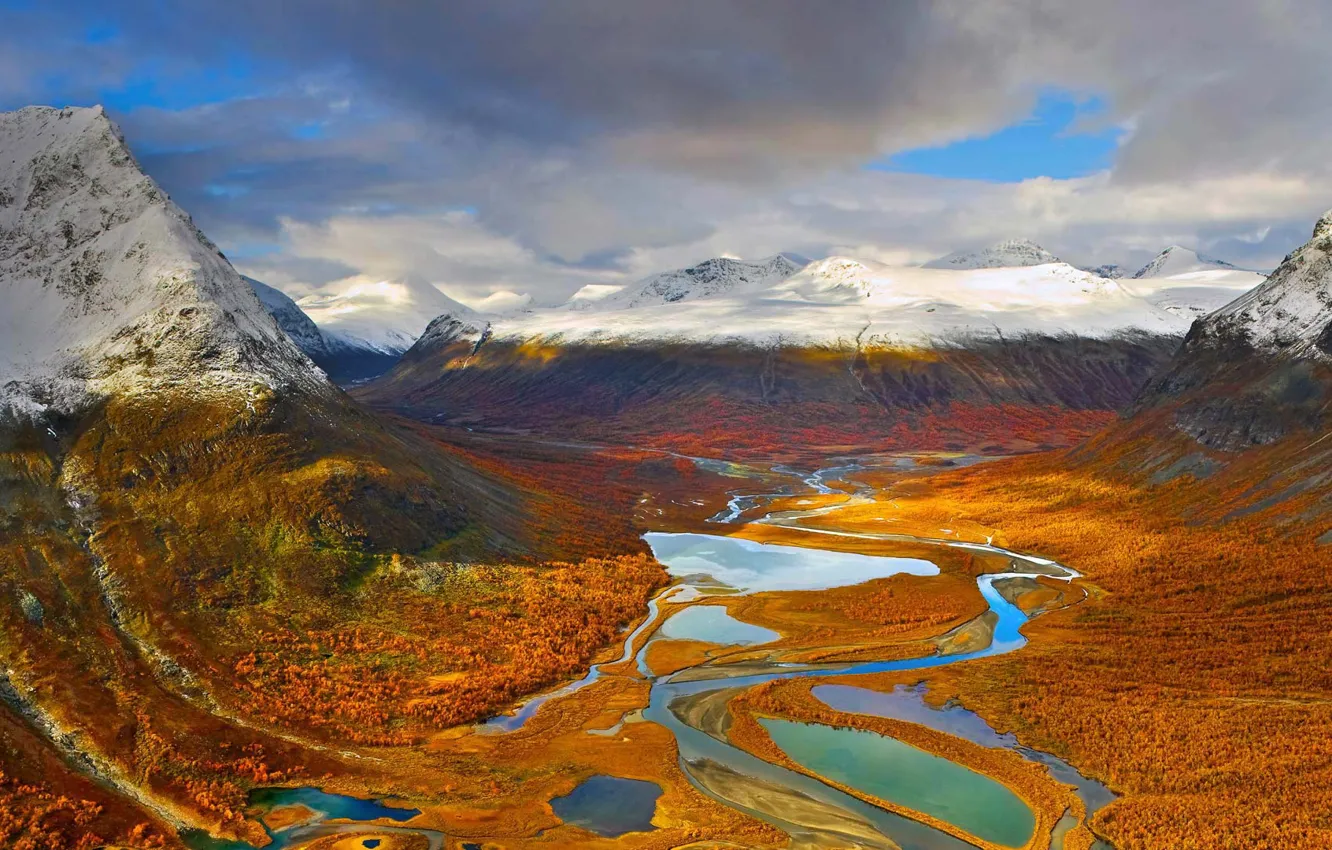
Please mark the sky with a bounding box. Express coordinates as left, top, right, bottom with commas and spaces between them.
2, 0, 1331, 307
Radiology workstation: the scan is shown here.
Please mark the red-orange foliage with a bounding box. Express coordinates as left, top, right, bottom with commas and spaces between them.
226, 554, 666, 742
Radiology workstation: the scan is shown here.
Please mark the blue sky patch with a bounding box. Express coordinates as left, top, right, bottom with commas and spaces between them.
872, 91, 1122, 182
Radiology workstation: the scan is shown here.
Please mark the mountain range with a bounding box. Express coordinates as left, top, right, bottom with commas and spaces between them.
249, 240, 1269, 387
1, 103, 1328, 849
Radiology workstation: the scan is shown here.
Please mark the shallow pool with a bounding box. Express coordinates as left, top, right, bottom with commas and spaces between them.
549, 775, 662, 837
644, 532, 938, 593
659, 604, 780, 645
761, 719, 1035, 848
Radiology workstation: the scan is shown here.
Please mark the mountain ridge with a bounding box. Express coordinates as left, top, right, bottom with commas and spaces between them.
922, 238, 1061, 270
0, 105, 325, 422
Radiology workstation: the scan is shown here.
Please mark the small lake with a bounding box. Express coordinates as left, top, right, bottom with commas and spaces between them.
549, 775, 662, 837
814, 684, 1116, 816
761, 719, 1035, 848
659, 604, 780, 645
180, 787, 422, 850
644, 532, 938, 593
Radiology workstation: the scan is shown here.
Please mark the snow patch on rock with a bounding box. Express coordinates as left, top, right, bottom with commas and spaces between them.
604, 254, 804, 308
1202, 209, 1332, 358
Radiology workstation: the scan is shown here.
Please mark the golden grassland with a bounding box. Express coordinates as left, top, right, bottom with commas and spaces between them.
784, 429, 1332, 849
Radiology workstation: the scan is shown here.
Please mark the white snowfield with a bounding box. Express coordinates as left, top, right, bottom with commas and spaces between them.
0, 105, 325, 422
297, 275, 478, 356
1204, 210, 1332, 358
483, 255, 1198, 348
1123, 246, 1268, 321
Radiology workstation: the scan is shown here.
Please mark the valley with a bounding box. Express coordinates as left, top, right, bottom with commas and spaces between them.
1, 99, 1329, 850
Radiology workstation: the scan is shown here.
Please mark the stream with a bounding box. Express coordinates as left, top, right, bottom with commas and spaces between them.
189, 456, 1113, 850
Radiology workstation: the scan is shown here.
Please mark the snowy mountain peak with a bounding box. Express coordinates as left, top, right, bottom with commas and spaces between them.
1133, 246, 1238, 279
608, 253, 806, 308
0, 105, 323, 421
1201, 212, 1332, 358
297, 275, 478, 355
1313, 208, 1332, 241
923, 239, 1061, 270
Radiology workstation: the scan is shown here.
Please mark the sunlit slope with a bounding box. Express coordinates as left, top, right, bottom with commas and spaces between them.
0, 105, 665, 848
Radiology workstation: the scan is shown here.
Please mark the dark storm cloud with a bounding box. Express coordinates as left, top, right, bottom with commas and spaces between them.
86, 0, 1330, 182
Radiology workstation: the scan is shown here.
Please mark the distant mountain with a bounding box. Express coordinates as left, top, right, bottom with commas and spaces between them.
286, 275, 482, 383
468, 255, 1188, 347
605, 254, 805, 308
1116, 246, 1265, 322
361, 252, 1188, 455
1133, 245, 1239, 279
297, 274, 478, 355
923, 239, 1061, 270
1083, 264, 1128, 279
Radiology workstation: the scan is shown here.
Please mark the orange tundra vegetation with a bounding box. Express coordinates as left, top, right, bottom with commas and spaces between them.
465, 398, 1116, 460
227, 554, 666, 742
809, 435, 1332, 849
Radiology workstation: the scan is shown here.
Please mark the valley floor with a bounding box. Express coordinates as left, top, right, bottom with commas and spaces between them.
4, 430, 1328, 850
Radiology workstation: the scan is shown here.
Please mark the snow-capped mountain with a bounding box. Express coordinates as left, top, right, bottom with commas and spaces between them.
485, 256, 1189, 347
1132, 245, 1239, 279
0, 105, 322, 422
1122, 246, 1266, 321
297, 274, 479, 356
603, 254, 805, 308
246, 276, 330, 360
1202, 211, 1332, 358
923, 239, 1061, 270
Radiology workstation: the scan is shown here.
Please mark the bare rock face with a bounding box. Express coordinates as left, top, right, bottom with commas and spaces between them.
0, 105, 326, 422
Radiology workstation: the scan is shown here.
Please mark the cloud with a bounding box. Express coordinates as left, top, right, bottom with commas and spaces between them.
7, 1, 1332, 302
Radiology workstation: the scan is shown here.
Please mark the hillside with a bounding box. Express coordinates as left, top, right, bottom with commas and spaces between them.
0, 106, 670, 849
362, 256, 1187, 456
862, 212, 1332, 850
1127, 211, 1332, 459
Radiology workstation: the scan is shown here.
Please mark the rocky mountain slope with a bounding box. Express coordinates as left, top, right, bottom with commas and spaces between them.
0, 106, 571, 847
0, 106, 326, 422
1063, 210, 1332, 529
246, 275, 330, 361
1134, 211, 1332, 451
